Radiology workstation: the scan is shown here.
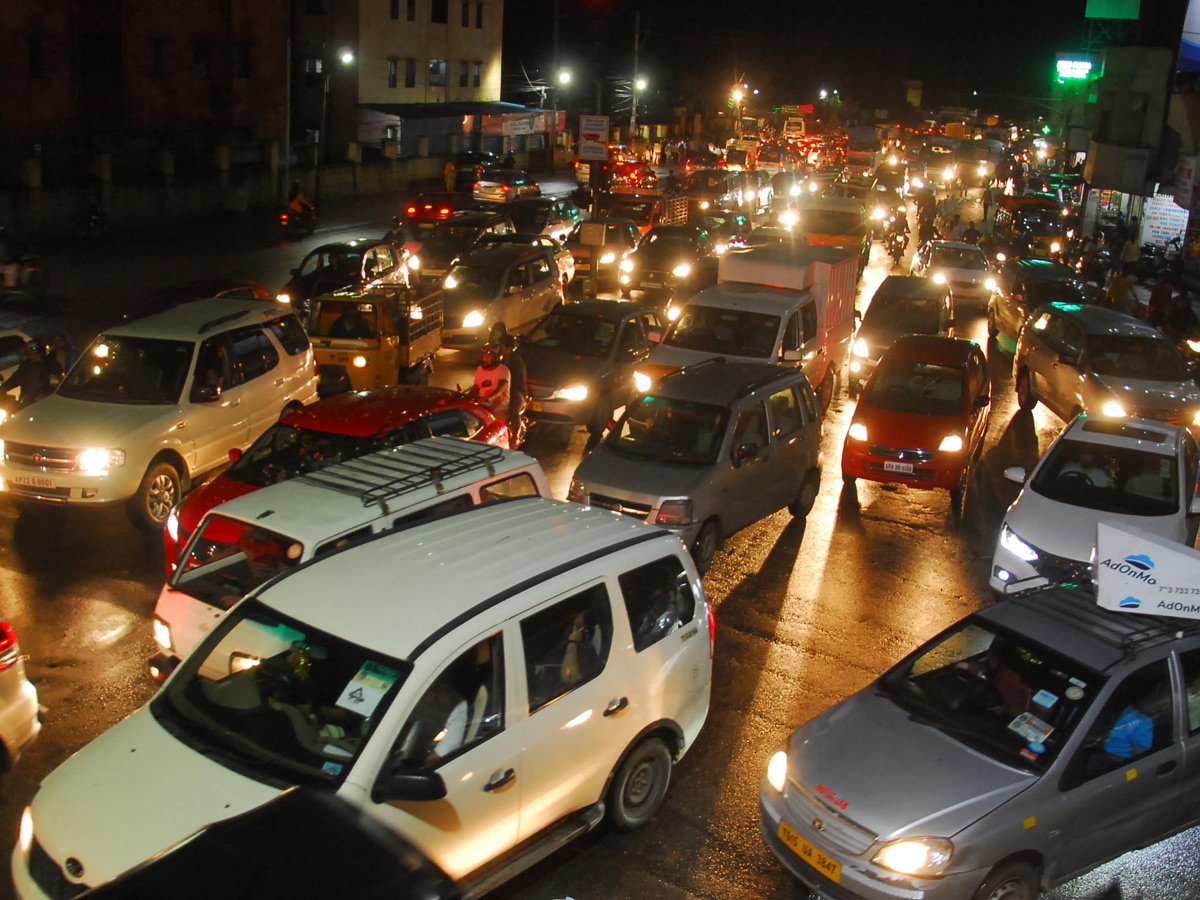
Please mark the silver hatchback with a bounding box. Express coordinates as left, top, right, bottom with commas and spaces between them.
568, 360, 823, 574
762, 587, 1200, 899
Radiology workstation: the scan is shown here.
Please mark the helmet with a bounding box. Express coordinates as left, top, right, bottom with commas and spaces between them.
480, 344, 501, 369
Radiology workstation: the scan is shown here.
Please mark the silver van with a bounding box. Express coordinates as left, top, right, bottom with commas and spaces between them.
441, 244, 564, 344
569, 359, 822, 574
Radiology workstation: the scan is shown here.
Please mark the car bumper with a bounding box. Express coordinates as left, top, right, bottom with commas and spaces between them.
760, 793, 982, 900
527, 396, 591, 425
571, 261, 618, 286
442, 324, 489, 345
841, 443, 965, 490
847, 356, 878, 388
989, 542, 1047, 594
947, 284, 993, 303
0, 463, 144, 507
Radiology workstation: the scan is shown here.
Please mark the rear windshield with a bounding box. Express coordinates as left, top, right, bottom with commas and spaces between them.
799, 211, 863, 236
665, 305, 781, 359
509, 207, 550, 231
309, 301, 380, 339
863, 293, 942, 335
59, 336, 194, 405
172, 516, 304, 610
686, 172, 730, 192
862, 358, 964, 416
1031, 437, 1180, 517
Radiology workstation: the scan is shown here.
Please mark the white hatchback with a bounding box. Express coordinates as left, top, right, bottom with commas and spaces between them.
991, 414, 1200, 594
910, 240, 996, 303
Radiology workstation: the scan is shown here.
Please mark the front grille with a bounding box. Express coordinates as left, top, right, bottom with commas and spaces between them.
866, 444, 935, 463
1031, 547, 1091, 586
589, 493, 652, 519
4, 442, 77, 471
28, 839, 88, 899
862, 460, 937, 481
526, 381, 554, 401
786, 781, 877, 856
951, 279, 983, 291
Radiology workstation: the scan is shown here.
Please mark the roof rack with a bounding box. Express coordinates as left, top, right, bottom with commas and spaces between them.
1009, 587, 1200, 659
296, 438, 506, 512
198, 309, 252, 334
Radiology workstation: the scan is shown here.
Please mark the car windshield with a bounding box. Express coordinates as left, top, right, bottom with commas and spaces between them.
58, 336, 194, 405
639, 234, 694, 254
1021, 214, 1061, 236
863, 293, 942, 334
308, 301, 381, 339
665, 305, 781, 358
606, 395, 728, 465
799, 210, 863, 235
609, 202, 655, 226
1088, 335, 1188, 381
298, 249, 363, 278
509, 207, 550, 231
862, 358, 964, 416
877, 620, 1103, 773
426, 225, 479, 247
152, 599, 410, 790
932, 248, 987, 270
524, 312, 617, 358
225, 420, 424, 489
686, 172, 728, 192
1028, 280, 1085, 306
1031, 437, 1180, 516
172, 515, 305, 610
444, 265, 502, 296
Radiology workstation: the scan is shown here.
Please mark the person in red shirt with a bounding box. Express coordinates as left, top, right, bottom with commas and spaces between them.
1146, 272, 1174, 328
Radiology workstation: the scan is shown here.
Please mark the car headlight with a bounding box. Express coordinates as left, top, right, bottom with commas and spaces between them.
352, 355, 368, 368
153, 616, 172, 652
938, 434, 964, 452
933, 272, 946, 284
654, 498, 692, 526
444, 273, 458, 289
1193, 409, 1200, 427
463, 310, 485, 328
19, 807, 33, 858
78, 448, 125, 475
872, 208, 885, 220
1050, 241, 1062, 253
745, 189, 755, 200
166, 509, 180, 544
666, 305, 682, 321
985, 277, 997, 291
780, 210, 798, 228
1187, 339, 1200, 353
848, 422, 868, 442
599, 252, 616, 265
911, 177, 925, 188
766, 749, 789, 793
275, 292, 291, 305
943, 166, 955, 180
620, 259, 634, 273
700, 200, 711, 209
1000, 525, 1039, 562
714, 242, 728, 255
672, 263, 692, 278
808, 181, 819, 192
567, 476, 587, 503
789, 184, 801, 196
0, 408, 7, 425
852, 338, 870, 358
873, 838, 953, 878
898, 204, 907, 212
551, 384, 589, 402
406, 254, 421, 270
1101, 399, 1126, 417
977, 164, 988, 176
633, 370, 652, 393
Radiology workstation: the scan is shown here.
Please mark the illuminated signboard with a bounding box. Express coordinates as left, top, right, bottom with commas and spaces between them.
1085, 0, 1140, 18
1056, 58, 1093, 80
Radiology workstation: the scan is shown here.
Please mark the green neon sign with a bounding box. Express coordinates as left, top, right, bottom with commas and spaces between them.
1056, 58, 1093, 80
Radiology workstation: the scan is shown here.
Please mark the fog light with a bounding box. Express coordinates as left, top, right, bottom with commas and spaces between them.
995, 567, 1012, 582
153, 617, 172, 652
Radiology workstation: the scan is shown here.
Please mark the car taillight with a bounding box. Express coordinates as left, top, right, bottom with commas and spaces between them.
279, 213, 289, 223
439, 207, 450, 216
502, 185, 510, 192
707, 604, 715, 659
0, 621, 18, 671
407, 206, 417, 215
474, 181, 481, 190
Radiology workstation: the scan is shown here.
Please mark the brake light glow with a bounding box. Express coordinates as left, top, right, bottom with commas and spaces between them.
439, 207, 450, 216
279, 213, 289, 223
0, 621, 17, 671
707, 604, 715, 659
407, 206, 417, 215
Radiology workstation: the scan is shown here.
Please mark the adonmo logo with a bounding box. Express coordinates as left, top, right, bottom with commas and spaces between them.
1119, 597, 1143, 609
1100, 555, 1157, 584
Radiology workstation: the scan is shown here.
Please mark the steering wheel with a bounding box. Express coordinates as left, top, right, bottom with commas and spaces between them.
1058, 470, 1094, 488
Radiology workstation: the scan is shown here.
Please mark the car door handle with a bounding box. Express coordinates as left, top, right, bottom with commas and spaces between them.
484, 768, 516, 791
604, 697, 629, 717
1157, 760, 1178, 776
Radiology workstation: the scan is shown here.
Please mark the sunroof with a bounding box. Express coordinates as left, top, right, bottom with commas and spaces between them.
1081, 418, 1168, 443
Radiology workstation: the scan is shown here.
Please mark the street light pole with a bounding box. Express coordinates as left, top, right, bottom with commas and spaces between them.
315, 65, 331, 202
283, 35, 291, 204
550, 0, 559, 175
630, 10, 640, 145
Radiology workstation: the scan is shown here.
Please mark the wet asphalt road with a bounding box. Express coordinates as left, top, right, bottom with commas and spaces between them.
0, 183, 1195, 900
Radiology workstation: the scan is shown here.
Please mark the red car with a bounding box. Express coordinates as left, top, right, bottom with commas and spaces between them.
162, 385, 508, 573
841, 334, 991, 511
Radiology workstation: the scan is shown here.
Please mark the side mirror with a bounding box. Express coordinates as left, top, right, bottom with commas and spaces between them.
507, 284, 521, 295
646, 329, 663, 343
1190, 495, 1200, 516
1003, 466, 1027, 485
733, 442, 760, 466
972, 394, 990, 412
371, 769, 447, 803
780, 349, 804, 362
191, 384, 221, 404
228, 448, 242, 463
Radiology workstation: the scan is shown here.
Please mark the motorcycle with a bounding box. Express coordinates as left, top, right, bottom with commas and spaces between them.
279, 203, 316, 237
886, 227, 908, 265
0, 247, 48, 302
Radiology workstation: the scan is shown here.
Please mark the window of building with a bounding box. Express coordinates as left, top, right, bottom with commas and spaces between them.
390, 0, 400, 18
431, 0, 448, 22
475, 1, 483, 27
192, 40, 212, 79
428, 58, 447, 87
406, 0, 416, 20
388, 58, 398, 88
28, 33, 44, 80
461, 0, 470, 25
458, 60, 469, 88
472, 61, 481, 88
404, 57, 416, 88
235, 41, 251, 79
303, 57, 323, 75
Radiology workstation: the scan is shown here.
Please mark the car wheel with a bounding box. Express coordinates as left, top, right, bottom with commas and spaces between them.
587, 392, 612, 437
691, 519, 721, 575
818, 370, 835, 413
949, 484, 965, 525
607, 737, 672, 832
972, 861, 1038, 900
987, 309, 998, 339
789, 472, 820, 519
129, 461, 182, 530
1015, 368, 1037, 411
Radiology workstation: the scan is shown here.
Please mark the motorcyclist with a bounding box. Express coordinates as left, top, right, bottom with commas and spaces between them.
662, 169, 683, 194
0, 340, 56, 408
467, 344, 510, 418
1163, 293, 1200, 344
287, 181, 314, 224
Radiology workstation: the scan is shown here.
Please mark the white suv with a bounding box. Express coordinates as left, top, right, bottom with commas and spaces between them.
0, 298, 318, 528
15, 498, 712, 898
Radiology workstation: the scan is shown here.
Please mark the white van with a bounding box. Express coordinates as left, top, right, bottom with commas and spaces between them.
16, 498, 713, 899
151, 437, 550, 678
635, 243, 859, 412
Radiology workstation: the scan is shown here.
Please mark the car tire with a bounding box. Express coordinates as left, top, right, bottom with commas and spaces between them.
818, 370, 835, 414
987, 309, 999, 339
789, 472, 820, 519
972, 861, 1038, 900
607, 737, 673, 832
949, 484, 965, 526
129, 460, 182, 531
1015, 368, 1037, 411
691, 519, 721, 575
586, 392, 612, 437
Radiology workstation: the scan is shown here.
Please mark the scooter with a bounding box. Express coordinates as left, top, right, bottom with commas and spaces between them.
279, 203, 316, 237
887, 228, 908, 265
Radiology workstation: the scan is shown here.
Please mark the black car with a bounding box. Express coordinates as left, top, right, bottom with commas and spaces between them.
450, 150, 502, 191
521, 299, 668, 435
987, 258, 1089, 352
506, 196, 581, 241
414, 210, 515, 287
619, 225, 717, 302
277, 240, 411, 315
700, 211, 751, 252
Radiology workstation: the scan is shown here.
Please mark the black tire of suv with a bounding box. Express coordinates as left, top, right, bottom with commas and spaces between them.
987, 309, 999, 339
608, 737, 672, 832
789, 472, 820, 519
1015, 369, 1037, 411
129, 461, 182, 530
691, 520, 720, 575
972, 861, 1038, 900
818, 370, 835, 414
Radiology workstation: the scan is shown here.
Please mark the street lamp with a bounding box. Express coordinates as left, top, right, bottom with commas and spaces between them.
819, 89, 828, 100
551, 68, 571, 175
732, 88, 745, 134
315, 47, 355, 201
630, 76, 648, 144
558, 69, 571, 85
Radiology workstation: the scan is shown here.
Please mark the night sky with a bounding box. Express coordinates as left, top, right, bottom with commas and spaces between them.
502, 0, 1189, 117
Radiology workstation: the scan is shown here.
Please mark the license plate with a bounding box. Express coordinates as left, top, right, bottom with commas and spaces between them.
778, 821, 841, 884
12, 475, 54, 489
576, 263, 590, 271
425, 269, 444, 277
883, 461, 914, 474
529, 400, 544, 413
641, 281, 659, 288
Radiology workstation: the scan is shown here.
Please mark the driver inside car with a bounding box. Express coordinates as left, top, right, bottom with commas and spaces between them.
1058, 447, 1114, 488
